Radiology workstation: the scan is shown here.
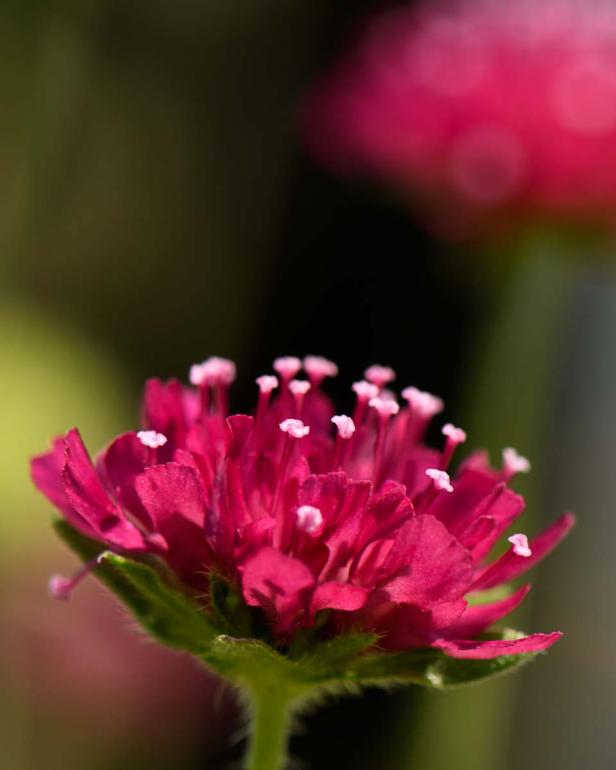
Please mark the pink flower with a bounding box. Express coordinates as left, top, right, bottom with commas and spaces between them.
31, 356, 574, 659
302, 0, 616, 234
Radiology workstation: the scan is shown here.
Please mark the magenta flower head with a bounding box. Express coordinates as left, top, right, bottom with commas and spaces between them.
303, 0, 616, 235
31, 356, 573, 768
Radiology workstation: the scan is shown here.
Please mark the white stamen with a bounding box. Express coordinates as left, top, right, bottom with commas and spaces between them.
189, 362, 207, 386
442, 423, 467, 444
189, 356, 236, 386
503, 447, 531, 475
508, 533, 532, 557
369, 396, 400, 418
402, 386, 444, 418
273, 356, 302, 380
332, 414, 356, 439
203, 356, 236, 385
364, 364, 396, 388
256, 374, 279, 394
289, 379, 311, 396
425, 468, 454, 493
303, 356, 338, 380
279, 418, 310, 439
352, 380, 379, 401
296, 505, 323, 534
137, 430, 168, 449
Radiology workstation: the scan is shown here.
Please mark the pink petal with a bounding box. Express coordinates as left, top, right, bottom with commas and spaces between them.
136, 463, 206, 529
62, 429, 152, 552
299, 473, 371, 577
366, 598, 468, 650
357, 482, 415, 549
433, 632, 563, 659
311, 581, 369, 616
97, 432, 152, 528
475, 513, 576, 589
136, 463, 213, 581
239, 547, 315, 633
31, 438, 82, 521
444, 584, 531, 639
382, 514, 473, 609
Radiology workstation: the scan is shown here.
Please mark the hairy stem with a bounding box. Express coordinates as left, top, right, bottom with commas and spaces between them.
244, 686, 294, 770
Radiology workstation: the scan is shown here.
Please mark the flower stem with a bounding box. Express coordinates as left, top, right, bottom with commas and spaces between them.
244, 686, 294, 770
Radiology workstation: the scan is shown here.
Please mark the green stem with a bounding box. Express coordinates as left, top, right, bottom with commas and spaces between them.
244, 686, 294, 770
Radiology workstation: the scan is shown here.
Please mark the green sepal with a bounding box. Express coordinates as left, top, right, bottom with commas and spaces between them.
53, 519, 219, 654
208, 572, 255, 637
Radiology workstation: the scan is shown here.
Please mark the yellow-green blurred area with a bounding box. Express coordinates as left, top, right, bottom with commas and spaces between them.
0, 2, 613, 769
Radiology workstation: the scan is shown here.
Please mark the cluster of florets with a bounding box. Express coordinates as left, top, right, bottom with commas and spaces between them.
32, 355, 573, 659
303, 0, 616, 233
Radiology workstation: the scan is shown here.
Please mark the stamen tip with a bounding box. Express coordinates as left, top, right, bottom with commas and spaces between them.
508, 533, 532, 557
190, 356, 236, 386
364, 364, 396, 388
442, 423, 467, 444
369, 396, 400, 417
289, 379, 311, 396
352, 380, 379, 401
273, 356, 302, 380
402, 386, 444, 418
332, 414, 356, 439
256, 374, 279, 394
296, 505, 323, 534
303, 356, 338, 380
48, 574, 72, 601
425, 468, 454, 493
279, 418, 310, 439
503, 447, 531, 475
137, 430, 168, 449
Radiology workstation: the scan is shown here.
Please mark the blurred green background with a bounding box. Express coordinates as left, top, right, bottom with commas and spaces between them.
0, 2, 612, 769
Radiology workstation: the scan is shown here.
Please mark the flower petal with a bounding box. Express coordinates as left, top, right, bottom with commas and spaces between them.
136, 462, 206, 529
97, 432, 152, 528
311, 581, 369, 616
239, 546, 315, 633
136, 463, 213, 580
444, 584, 531, 638
62, 429, 152, 551
433, 632, 563, 659
31, 438, 81, 520
382, 514, 473, 609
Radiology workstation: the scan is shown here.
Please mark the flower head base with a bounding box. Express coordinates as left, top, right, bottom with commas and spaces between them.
302, 0, 616, 234
31, 356, 574, 661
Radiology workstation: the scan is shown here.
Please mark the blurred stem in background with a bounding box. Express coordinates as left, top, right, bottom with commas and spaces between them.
394, 233, 577, 770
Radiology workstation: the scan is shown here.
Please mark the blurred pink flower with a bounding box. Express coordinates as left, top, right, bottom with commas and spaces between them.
302, 0, 616, 234
32, 356, 573, 659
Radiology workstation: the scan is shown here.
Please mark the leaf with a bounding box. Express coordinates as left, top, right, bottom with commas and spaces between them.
53, 519, 218, 654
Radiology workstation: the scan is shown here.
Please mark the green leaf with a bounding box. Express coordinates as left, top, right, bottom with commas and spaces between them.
53, 519, 219, 654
